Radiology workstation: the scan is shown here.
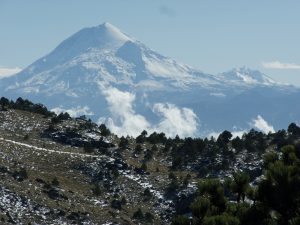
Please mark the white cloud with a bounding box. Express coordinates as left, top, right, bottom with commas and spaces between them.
207, 116, 274, 139
252, 115, 275, 134
100, 86, 199, 138
153, 103, 198, 138
262, 61, 300, 69
0, 67, 22, 78
102, 87, 151, 137
51, 106, 94, 117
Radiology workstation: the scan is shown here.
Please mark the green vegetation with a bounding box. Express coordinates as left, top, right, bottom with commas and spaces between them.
172, 143, 300, 225
1, 96, 300, 224
0, 97, 54, 117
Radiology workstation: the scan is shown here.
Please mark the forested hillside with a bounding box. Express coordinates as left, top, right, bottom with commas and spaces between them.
0, 97, 299, 224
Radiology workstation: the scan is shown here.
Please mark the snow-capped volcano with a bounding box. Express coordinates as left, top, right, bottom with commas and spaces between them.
1, 23, 300, 137
45, 22, 132, 65
5, 22, 221, 95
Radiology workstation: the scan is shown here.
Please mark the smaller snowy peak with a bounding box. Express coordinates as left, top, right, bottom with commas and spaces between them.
220, 67, 277, 86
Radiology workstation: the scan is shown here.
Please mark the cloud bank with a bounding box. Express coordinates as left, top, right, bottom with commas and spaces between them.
102, 87, 151, 137
262, 61, 300, 69
153, 103, 198, 138
101, 87, 275, 138
252, 115, 275, 134
101, 87, 198, 137
0, 67, 21, 78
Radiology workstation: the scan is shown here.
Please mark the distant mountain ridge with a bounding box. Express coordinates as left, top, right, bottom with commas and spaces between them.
1, 22, 299, 137
219, 67, 277, 86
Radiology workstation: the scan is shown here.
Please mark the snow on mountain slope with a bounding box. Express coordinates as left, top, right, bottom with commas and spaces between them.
219, 67, 277, 86
0, 67, 22, 79
1, 22, 299, 137
4, 22, 220, 95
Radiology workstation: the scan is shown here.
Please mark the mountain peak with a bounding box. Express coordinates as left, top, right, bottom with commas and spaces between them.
25, 22, 132, 71
221, 67, 277, 85
233, 66, 252, 73
96, 22, 131, 43
55, 22, 132, 54
101, 22, 117, 30
102, 22, 114, 27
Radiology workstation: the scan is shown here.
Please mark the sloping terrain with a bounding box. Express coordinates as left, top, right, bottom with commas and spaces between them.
1, 98, 293, 224
0, 106, 191, 224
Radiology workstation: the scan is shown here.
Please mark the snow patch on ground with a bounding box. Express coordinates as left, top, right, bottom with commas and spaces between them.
0, 137, 109, 159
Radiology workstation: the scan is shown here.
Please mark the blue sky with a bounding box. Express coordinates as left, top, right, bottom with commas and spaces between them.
1, 0, 300, 85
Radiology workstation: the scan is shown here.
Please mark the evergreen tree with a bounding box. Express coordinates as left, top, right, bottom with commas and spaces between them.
226, 172, 250, 203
